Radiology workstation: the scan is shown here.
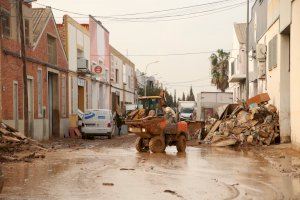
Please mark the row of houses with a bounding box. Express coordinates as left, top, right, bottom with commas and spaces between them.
229, 0, 300, 147
0, 1, 137, 141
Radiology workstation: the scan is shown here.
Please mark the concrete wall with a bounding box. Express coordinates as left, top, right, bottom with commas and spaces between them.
265, 20, 281, 109
66, 17, 90, 72
290, 0, 300, 146
264, 18, 291, 143
279, 34, 291, 142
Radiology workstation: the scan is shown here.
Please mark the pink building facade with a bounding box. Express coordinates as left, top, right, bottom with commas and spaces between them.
88, 16, 111, 109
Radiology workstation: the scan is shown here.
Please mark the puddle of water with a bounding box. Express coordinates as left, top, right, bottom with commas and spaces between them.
0, 147, 299, 200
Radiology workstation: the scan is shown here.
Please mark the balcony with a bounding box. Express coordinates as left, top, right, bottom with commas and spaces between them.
229, 61, 246, 83
229, 74, 246, 83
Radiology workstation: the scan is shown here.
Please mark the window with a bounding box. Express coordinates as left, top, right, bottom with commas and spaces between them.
115, 69, 119, 83
1, 9, 10, 37
37, 69, 43, 117
268, 35, 277, 70
47, 35, 57, 65
128, 75, 131, 88
61, 75, 67, 117
25, 19, 30, 46
231, 62, 235, 76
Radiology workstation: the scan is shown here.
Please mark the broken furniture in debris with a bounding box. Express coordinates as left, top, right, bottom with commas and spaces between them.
201, 93, 280, 147
0, 122, 46, 162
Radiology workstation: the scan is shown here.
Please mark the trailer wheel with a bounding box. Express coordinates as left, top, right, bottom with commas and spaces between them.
135, 137, 149, 152
149, 136, 165, 153
176, 134, 187, 152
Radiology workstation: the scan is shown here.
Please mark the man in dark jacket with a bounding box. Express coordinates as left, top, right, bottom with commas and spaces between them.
114, 112, 123, 136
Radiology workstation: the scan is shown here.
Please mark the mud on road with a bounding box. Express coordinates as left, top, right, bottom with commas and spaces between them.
1, 134, 300, 200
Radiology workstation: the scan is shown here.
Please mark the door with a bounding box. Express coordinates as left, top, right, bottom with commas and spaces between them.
78, 86, 85, 111
48, 73, 60, 138
13, 82, 18, 130
27, 78, 34, 137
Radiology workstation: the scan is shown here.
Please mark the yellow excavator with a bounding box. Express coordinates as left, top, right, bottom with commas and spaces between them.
125, 91, 202, 153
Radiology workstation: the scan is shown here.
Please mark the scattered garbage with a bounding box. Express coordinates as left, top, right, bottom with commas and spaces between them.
202, 94, 280, 147
102, 183, 114, 186
120, 168, 135, 171
0, 122, 46, 162
164, 189, 183, 198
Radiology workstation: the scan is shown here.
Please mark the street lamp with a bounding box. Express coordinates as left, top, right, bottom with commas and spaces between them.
144, 61, 159, 96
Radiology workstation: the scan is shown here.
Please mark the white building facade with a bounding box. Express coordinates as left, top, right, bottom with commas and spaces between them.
110, 46, 136, 113
229, 23, 247, 102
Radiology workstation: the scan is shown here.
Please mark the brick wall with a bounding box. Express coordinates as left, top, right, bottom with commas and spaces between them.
1, 11, 69, 121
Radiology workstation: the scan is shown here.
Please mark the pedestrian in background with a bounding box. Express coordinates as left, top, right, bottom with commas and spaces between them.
114, 112, 122, 136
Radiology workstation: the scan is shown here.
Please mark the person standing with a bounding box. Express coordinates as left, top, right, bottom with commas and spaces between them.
114, 112, 123, 136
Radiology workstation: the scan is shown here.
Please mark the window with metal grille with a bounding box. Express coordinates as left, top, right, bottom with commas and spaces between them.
268, 35, 277, 70
47, 35, 57, 65
1, 9, 10, 37
37, 69, 43, 118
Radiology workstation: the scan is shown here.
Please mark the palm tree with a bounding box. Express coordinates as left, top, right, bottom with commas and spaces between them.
210, 49, 230, 92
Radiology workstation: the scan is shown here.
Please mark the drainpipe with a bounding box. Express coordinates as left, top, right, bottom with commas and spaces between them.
246, 0, 250, 100
0, 12, 3, 122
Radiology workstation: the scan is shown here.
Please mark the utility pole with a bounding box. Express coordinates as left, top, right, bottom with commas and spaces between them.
245, 0, 250, 100
18, 0, 29, 136
0, 12, 3, 122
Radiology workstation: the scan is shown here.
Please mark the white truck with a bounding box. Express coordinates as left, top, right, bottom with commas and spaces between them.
178, 101, 197, 121
196, 92, 233, 121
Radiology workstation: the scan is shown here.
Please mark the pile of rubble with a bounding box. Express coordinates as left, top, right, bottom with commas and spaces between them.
0, 122, 46, 162
203, 94, 280, 147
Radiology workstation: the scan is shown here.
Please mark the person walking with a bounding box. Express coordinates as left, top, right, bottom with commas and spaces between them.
114, 112, 123, 136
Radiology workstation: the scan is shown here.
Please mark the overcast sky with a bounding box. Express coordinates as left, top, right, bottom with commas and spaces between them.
34, 0, 248, 98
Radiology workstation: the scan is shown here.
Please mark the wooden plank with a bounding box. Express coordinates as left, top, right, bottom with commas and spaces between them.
204, 120, 222, 141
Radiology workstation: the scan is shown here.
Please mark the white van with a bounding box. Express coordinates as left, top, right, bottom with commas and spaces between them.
81, 109, 114, 139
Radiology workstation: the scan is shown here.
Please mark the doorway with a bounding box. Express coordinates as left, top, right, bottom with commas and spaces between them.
48, 72, 60, 138
78, 85, 85, 111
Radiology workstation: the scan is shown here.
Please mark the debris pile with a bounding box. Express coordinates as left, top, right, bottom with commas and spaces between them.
0, 122, 46, 162
203, 94, 280, 147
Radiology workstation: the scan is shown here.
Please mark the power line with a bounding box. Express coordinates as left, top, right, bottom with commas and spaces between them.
165, 78, 210, 85
34, 0, 239, 18
32, 0, 249, 22
91, 49, 233, 57
106, 0, 239, 17
102, 1, 248, 21
166, 84, 213, 88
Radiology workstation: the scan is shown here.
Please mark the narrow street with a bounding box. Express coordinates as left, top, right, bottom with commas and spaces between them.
1, 134, 299, 200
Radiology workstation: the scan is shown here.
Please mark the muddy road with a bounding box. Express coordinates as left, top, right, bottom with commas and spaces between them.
1, 134, 300, 200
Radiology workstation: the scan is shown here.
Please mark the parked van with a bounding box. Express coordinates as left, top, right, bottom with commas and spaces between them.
81, 109, 113, 139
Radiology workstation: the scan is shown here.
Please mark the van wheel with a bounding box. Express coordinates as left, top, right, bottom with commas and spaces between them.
82, 133, 87, 139
149, 136, 165, 153
135, 137, 149, 152
176, 135, 187, 152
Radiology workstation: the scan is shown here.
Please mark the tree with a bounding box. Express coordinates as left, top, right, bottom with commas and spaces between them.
173, 90, 177, 106
210, 49, 230, 92
165, 90, 174, 107
182, 92, 186, 101
187, 86, 195, 101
